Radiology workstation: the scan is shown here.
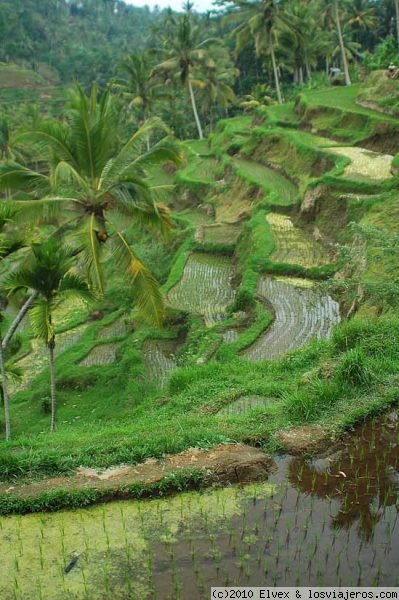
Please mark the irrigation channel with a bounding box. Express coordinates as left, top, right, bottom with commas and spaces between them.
1, 411, 398, 598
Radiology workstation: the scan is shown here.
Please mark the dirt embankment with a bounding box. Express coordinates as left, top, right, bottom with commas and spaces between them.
0, 444, 276, 502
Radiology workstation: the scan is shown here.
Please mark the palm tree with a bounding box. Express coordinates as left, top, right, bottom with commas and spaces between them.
0, 85, 183, 326
347, 0, 377, 43
196, 46, 238, 129
225, 0, 289, 105
320, 0, 352, 85
0, 202, 26, 440
113, 52, 169, 149
279, 0, 329, 83
5, 239, 92, 432
154, 10, 218, 139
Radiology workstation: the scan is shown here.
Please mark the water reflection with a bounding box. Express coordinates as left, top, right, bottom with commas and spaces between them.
288, 412, 399, 540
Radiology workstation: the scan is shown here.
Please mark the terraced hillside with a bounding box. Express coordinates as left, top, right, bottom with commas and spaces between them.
2, 83, 399, 520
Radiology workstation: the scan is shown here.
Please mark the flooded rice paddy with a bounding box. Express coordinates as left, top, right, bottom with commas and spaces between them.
166, 252, 235, 326
79, 342, 119, 366
1, 411, 398, 598
143, 339, 179, 387
242, 276, 340, 361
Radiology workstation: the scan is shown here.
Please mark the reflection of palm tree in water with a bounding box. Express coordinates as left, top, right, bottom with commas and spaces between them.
288, 414, 399, 540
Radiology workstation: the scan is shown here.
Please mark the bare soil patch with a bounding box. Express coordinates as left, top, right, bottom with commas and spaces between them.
276, 424, 331, 455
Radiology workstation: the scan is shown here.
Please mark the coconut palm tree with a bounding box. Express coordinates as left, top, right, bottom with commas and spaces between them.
0, 85, 183, 326
4, 239, 92, 432
196, 46, 238, 129
279, 0, 329, 83
113, 52, 169, 148
153, 10, 218, 139
347, 0, 377, 43
225, 0, 290, 105
0, 202, 27, 440
320, 0, 352, 85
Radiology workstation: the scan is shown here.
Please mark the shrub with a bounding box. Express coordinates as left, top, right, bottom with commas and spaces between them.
41, 397, 51, 414
336, 347, 371, 386
332, 318, 375, 353
284, 379, 341, 422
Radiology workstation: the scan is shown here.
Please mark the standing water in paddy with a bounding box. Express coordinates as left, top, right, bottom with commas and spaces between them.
0, 412, 398, 598
242, 276, 340, 361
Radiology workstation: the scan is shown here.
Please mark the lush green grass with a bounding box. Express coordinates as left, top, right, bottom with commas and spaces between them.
296, 85, 399, 152
1, 316, 398, 483
357, 71, 399, 117
1, 81, 399, 506
300, 84, 399, 122
232, 158, 298, 206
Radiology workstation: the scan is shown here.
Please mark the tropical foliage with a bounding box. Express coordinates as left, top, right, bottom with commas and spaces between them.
0, 85, 183, 324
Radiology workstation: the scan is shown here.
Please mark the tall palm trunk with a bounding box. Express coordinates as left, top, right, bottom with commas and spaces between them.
305, 51, 312, 82
334, 0, 351, 86
396, 0, 399, 52
270, 41, 283, 104
187, 79, 203, 139
49, 338, 57, 432
2, 291, 38, 353
0, 326, 11, 441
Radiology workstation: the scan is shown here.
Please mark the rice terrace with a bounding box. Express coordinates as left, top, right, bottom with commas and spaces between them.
0, 0, 399, 598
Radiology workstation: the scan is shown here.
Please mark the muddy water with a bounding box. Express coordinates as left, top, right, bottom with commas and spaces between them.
1, 412, 398, 598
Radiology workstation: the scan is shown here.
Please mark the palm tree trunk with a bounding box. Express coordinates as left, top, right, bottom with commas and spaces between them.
305, 52, 312, 82
270, 41, 283, 104
2, 291, 38, 353
49, 339, 56, 432
0, 327, 11, 441
334, 0, 351, 86
396, 0, 399, 52
187, 79, 203, 140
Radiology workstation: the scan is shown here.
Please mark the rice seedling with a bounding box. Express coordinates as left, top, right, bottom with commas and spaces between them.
79, 342, 119, 366
266, 212, 329, 267
1, 413, 398, 596
233, 158, 298, 207
202, 223, 242, 245
142, 339, 178, 387
96, 316, 127, 339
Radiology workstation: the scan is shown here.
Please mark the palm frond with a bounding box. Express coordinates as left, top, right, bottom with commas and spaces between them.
16, 120, 76, 165
111, 230, 164, 326
14, 197, 81, 225
0, 162, 49, 195
29, 297, 54, 344
100, 117, 170, 189
53, 161, 90, 193
72, 214, 105, 294
58, 273, 94, 303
